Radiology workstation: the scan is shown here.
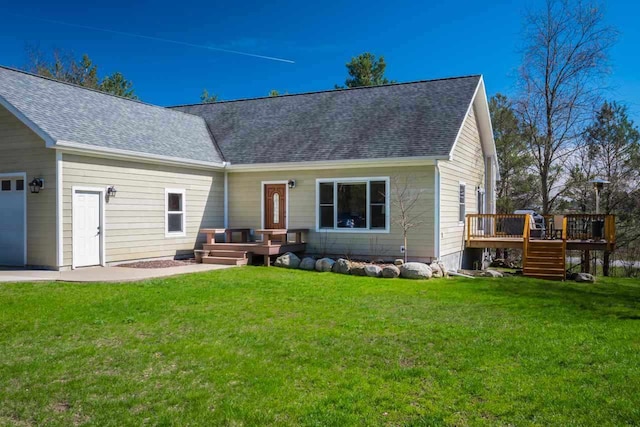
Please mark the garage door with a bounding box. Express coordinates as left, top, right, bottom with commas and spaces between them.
0, 176, 26, 266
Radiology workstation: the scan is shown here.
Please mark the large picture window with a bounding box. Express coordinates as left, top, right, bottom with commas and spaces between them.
165, 189, 186, 237
317, 178, 389, 232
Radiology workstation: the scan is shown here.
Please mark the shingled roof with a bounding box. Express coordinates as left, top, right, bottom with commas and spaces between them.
0, 66, 224, 165
173, 75, 481, 165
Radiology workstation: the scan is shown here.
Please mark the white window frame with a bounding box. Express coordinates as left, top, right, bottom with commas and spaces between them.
458, 182, 466, 225
165, 188, 186, 237
315, 177, 390, 233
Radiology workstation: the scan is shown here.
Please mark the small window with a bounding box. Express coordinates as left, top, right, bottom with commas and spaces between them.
16, 179, 24, 191
459, 184, 466, 223
166, 189, 186, 236
319, 182, 334, 228
1, 180, 10, 191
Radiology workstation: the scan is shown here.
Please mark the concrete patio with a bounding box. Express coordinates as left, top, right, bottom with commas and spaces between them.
0, 264, 233, 283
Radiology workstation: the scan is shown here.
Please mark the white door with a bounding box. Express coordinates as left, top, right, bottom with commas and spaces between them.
73, 191, 102, 267
0, 176, 26, 266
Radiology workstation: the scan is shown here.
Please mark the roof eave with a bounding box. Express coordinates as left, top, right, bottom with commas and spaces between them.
225, 156, 447, 172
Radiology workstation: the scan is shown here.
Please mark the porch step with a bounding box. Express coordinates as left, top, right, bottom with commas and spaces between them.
207, 250, 248, 259
524, 240, 565, 280
203, 256, 248, 266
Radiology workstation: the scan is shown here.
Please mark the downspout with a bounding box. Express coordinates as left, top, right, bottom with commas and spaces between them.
434, 160, 441, 261
56, 151, 64, 269
223, 170, 229, 228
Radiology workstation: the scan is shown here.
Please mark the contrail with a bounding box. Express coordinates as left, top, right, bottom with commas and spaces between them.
11, 14, 296, 64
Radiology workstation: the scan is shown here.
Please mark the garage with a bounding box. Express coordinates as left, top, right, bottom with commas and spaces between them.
0, 174, 26, 266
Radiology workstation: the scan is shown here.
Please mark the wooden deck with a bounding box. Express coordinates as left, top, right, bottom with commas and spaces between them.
465, 214, 616, 280
199, 228, 308, 266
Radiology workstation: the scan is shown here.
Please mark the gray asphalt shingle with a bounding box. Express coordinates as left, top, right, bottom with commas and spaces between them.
0, 66, 223, 164
173, 76, 480, 165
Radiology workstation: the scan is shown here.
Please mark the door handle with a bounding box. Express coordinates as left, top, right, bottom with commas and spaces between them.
97, 226, 101, 235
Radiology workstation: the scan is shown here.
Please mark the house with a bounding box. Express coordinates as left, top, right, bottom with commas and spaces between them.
0, 65, 497, 271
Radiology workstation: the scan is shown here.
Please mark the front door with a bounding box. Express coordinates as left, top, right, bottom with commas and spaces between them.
73, 190, 102, 267
264, 184, 286, 229
0, 175, 26, 266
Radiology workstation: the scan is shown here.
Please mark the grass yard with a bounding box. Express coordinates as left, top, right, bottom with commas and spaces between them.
1, 268, 639, 426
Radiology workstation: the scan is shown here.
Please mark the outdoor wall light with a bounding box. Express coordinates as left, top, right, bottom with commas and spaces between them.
288, 179, 296, 189
28, 178, 44, 194
107, 185, 117, 197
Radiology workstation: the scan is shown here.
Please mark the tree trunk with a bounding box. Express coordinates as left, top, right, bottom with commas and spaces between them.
603, 250, 611, 277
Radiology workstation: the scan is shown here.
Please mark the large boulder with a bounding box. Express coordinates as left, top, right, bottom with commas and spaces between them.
350, 263, 367, 276
394, 259, 404, 266
274, 252, 301, 269
483, 269, 503, 278
364, 264, 383, 277
429, 262, 443, 278
332, 258, 351, 274
400, 262, 432, 280
437, 261, 449, 278
382, 265, 400, 278
299, 257, 316, 271
575, 272, 595, 283
315, 258, 335, 272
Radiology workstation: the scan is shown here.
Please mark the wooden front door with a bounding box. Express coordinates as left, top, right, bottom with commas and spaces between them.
264, 184, 286, 229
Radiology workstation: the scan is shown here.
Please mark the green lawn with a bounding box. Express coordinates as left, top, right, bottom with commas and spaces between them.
1, 269, 639, 426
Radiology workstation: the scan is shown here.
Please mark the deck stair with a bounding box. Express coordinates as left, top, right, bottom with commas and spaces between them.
202, 249, 249, 266
523, 240, 566, 280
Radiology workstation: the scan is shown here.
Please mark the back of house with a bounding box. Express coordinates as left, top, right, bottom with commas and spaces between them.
0, 65, 496, 271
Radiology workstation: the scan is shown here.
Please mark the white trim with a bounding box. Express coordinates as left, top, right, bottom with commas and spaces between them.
0, 172, 27, 266
55, 140, 226, 170
434, 160, 441, 260
223, 172, 229, 228
228, 156, 442, 172
315, 177, 390, 234
165, 188, 187, 237
0, 95, 56, 147
449, 79, 482, 160
458, 181, 466, 226
71, 186, 106, 269
260, 181, 289, 230
56, 152, 64, 267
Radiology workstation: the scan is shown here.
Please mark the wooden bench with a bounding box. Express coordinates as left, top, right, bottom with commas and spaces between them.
200, 228, 251, 244
255, 228, 307, 245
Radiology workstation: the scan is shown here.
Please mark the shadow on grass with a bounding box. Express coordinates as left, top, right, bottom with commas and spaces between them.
471, 276, 640, 320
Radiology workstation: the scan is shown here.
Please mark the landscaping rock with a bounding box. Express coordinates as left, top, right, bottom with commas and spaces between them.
364, 264, 383, 277
350, 263, 367, 276
274, 252, 300, 269
437, 261, 449, 278
575, 272, 595, 283
382, 265, 400, 278
483, 269, 503, 278
315, 258, 335, 272
332, 258, 351, 274
400, 262, 432, 280
299, 257, 316, 271
394, 259, 404, 266
429, 262, 443, 278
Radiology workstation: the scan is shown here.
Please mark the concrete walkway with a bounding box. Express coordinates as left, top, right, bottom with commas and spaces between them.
0, 264, 233, 283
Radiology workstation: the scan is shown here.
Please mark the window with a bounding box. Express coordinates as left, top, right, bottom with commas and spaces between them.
317, 178, 389, 232
165, 189, 186, 237
477, 188, 485, 230
1, 180, 10, 191
459, 183, 466, 223
16, 179, 24, 191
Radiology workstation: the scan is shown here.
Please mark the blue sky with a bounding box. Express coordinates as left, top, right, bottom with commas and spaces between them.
1, 0, 639, 120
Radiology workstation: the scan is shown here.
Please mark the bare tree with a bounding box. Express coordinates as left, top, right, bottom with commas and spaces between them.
391, 176, 428, 263
516, 0, 617, 214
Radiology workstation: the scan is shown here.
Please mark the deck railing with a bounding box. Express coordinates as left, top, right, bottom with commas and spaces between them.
466, 214, 528, 240
466, 213, 615, 246
564, 214, 615, 243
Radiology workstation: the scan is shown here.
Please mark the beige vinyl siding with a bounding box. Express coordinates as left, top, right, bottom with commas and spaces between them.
439, 107, 486, 257
0, 105, 56, 267
228, 166, 436, 262
62, 154, 224, 266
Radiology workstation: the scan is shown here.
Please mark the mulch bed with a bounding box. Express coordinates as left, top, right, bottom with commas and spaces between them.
116, 259, 196, 269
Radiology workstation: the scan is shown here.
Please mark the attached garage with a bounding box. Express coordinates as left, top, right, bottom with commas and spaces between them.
0, 173, 26, 266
